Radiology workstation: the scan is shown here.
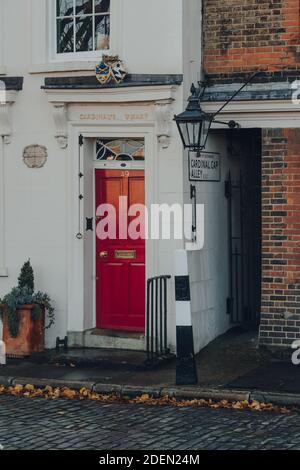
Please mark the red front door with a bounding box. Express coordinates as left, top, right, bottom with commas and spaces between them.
95, 169, 145, 332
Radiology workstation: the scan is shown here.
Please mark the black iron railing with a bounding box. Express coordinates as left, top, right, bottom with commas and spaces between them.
146, 275, 171, 365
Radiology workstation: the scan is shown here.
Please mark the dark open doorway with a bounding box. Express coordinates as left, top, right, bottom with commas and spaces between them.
225, 129, 262, 326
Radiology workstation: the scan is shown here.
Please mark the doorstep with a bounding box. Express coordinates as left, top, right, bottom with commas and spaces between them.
68, 329, 146, 351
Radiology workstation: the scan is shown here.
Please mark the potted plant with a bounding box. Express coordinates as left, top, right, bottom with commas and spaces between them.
0, 260, 55, 358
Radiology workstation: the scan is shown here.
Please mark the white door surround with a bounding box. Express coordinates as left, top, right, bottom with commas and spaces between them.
43, 83, 182, 343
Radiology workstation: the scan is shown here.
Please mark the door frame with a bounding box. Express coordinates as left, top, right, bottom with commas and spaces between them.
66, 124, 158, 336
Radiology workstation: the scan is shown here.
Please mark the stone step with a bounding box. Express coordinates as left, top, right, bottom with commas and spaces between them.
68, 329, 146, 352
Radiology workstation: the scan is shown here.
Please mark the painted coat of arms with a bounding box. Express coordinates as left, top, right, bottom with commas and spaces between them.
95, 55, 127, 85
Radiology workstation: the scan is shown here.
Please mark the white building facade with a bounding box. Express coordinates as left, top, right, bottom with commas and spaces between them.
0, 0, 233, 354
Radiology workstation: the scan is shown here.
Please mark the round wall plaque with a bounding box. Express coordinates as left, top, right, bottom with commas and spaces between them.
23, 145, 47, 169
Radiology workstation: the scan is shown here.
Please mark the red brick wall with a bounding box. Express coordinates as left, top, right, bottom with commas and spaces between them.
203, 0, 300, 79
260, 128, 300, 347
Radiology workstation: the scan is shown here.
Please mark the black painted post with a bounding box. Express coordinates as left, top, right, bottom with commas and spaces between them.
175, 250, 198, 385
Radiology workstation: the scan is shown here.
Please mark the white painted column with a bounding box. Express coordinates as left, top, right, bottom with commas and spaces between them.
0, 85, 15, 278
0, 136, 8, 277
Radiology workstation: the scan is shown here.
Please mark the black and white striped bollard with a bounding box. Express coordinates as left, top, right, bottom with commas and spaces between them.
175, 249, 198, 385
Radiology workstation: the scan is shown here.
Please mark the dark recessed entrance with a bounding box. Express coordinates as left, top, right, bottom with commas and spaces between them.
225, 129, 262, 326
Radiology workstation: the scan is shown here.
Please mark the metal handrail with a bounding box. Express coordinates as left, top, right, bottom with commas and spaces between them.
146, 275, 171, 365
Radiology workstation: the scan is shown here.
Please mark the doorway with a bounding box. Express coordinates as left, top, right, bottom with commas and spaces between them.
94, 138, 146, 332
226, 129, 262, 326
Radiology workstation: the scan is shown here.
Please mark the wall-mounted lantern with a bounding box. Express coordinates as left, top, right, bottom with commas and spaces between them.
174, 73, 260, 152
174, 84, 213, 152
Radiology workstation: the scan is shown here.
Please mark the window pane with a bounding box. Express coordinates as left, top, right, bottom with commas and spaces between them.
95, 0, 110, 14
75, 16, 93, 51
95, 15, 110, 50
75, 0, 92, 15
57, 18, 74, 53
57, 0, 74, 17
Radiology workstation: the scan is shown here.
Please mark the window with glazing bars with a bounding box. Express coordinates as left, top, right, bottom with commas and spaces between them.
56, 0, 110, 54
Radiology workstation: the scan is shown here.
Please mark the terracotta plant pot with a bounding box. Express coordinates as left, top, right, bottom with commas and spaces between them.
2, 304, 45, 358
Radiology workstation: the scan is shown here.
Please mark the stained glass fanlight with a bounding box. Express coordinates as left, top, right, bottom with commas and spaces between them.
96, 139, 145, 161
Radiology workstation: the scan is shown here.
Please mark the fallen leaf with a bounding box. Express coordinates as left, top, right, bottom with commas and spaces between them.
24, 384, 35, 392
0, 383, 295, 414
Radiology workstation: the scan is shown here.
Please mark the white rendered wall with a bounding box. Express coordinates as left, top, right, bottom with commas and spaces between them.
0, 0, 5, 74
0, 0, 186, 349
0, 1, 69, 346
184, 132, 232, 353
0, 1, 68, 346
120, 0, 182, 74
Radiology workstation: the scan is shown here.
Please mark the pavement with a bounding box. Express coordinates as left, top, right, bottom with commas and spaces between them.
0, 394, 300, 450
1, 327, 300, 406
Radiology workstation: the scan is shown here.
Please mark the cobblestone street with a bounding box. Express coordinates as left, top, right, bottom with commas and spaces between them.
0, 395, 300, 450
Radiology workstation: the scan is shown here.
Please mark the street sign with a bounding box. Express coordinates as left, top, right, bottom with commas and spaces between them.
189, 151, 221, 182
